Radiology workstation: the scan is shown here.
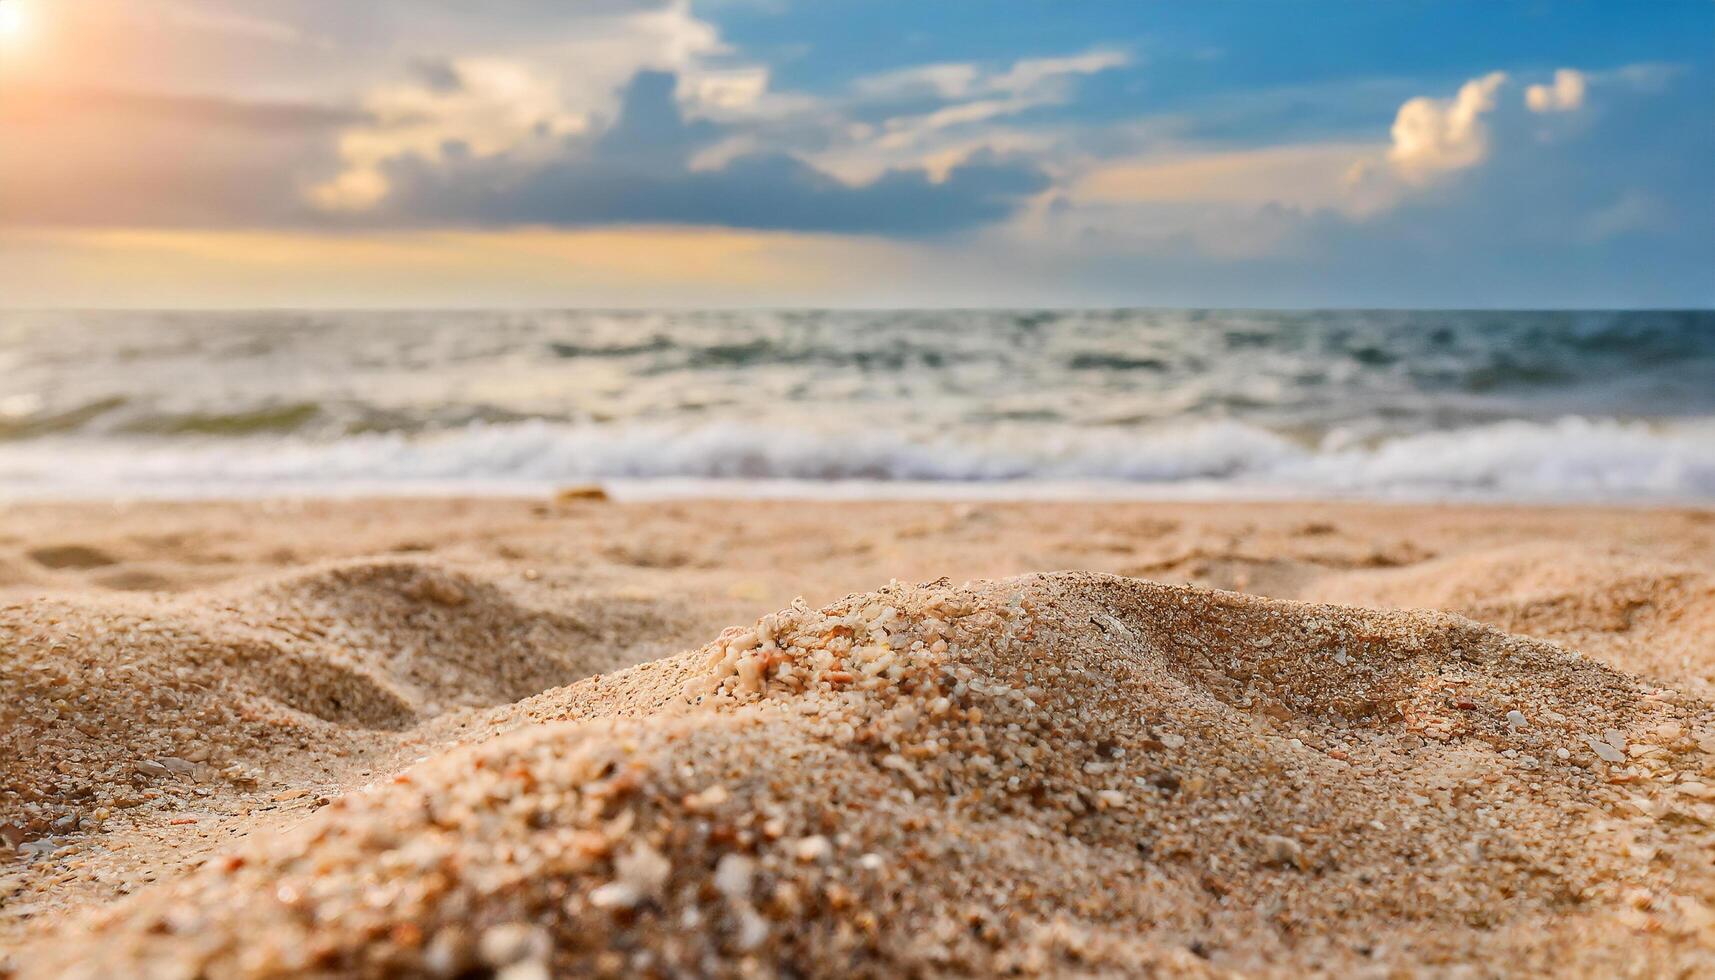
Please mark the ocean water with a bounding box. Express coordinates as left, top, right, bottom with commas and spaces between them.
1, 309, 1711, 501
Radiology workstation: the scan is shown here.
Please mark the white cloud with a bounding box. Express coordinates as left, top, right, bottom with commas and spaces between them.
853, 63, 982, 100
1047, 67, 1546, 256
311, 58, 588, 211
860, 47, 1129, 157
988, 49, 1131, 97
1313, 70, 1514, 218
1024, 54, 1692, 261
1386, 71, 1508, 184
878, 96, 1038, 148
853, 48, 1126, 104
788, 47, 1128, 184
309, 0, 745, 211
686, 67, 771, 111
308, 18, 1129, 216
1525, 69, 1586, 113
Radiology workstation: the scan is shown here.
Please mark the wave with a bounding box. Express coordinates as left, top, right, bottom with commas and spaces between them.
1, 417, 1711, 501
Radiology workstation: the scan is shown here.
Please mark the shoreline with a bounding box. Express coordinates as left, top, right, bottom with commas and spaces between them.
5, 480, 1715, 506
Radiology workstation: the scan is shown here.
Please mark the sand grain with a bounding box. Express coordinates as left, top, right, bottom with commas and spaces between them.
2, 499, 1712, 976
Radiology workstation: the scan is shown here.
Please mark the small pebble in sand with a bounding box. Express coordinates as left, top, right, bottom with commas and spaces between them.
790, 835, 834, 863
713, 854, 755, 902
1584, 735, 1626, 764
553, 484, 609, 503
479, 924, 550, 969
1259, 835, 1304, 869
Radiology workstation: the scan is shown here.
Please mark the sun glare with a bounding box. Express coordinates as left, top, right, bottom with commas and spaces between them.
0, 1, 26, 41
0, 2, 24, 40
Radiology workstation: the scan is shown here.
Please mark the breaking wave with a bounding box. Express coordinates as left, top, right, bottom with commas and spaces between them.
3, 416, 1711, 502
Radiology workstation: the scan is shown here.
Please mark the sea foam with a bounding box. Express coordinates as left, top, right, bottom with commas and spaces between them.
3, 416, 1710, 501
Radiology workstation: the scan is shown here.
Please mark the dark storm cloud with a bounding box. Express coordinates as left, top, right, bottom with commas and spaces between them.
373, 71, 1052, 236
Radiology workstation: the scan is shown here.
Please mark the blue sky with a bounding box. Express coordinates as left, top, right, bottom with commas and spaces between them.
0, 0, 1708, 307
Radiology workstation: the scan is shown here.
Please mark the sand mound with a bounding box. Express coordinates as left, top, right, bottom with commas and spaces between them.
20, 573, 1715, 977
237, 559, 682, 712
0, 558, 688, 850
1315, 544, 1715, 696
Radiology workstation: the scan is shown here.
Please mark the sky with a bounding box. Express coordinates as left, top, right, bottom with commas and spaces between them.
0, 0, 1709, 308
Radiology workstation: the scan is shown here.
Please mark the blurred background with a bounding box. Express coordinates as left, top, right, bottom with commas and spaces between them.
1, 308, 1711, 500
0, 1, 1710, 501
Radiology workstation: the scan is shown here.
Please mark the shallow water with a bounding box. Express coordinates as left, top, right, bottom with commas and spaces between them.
1, 309, 1711, 500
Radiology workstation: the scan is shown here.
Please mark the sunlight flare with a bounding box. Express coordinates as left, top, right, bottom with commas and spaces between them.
0, 0, 26, 41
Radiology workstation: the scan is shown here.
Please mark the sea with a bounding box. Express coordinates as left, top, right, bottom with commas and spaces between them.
1, 309, 1711, 502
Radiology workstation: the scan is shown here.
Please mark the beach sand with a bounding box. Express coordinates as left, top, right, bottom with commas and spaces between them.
2, 498, 1713, 976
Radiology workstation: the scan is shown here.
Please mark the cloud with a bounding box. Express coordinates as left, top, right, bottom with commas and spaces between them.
1525, 69, 1587, 113
687, 67, 772, 111
0, 0, 735, 229
1312, 71, 1514, 218
3, 52, 1709, 310
877, 97, 1042, 149
1047, 70, 1534, 246
1, 86, 367, 131
853, 63, 983, 101
149, 0, 335, 49
989, 49, 1131, 97
1336, 62, 1675, 220
1385, 71, 1508, 183
3, 0, 1707, 308
368, 70, 1051, 235
1580, 189, 1664, 242
408, 57, 465, 94
310, 57, 590, 211
1607, 62, 1683, 94
0, 85, 351, 227
309, 1, 727, 210
861, 48, 1129, 147
1073, 143, 1376, 211
1058, 70, 1521, 243
1036, 55, 1711, 290
852, 49, 1127, 104
0, 0, 1053, 237
0, 225, 918, 308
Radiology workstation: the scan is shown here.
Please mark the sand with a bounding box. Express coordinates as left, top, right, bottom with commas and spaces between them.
1, 498, 1712, 977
